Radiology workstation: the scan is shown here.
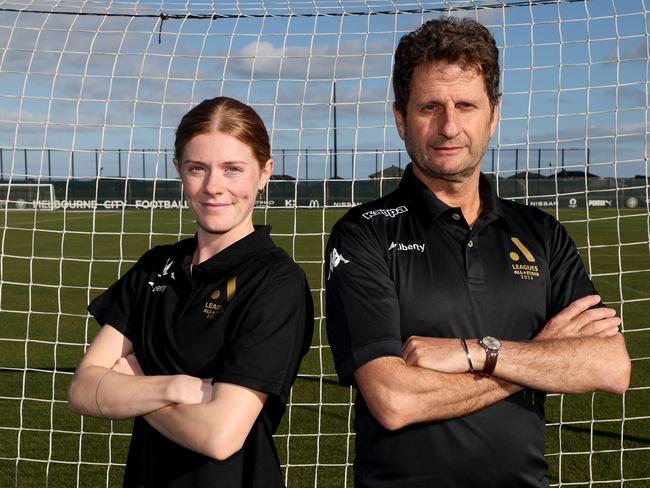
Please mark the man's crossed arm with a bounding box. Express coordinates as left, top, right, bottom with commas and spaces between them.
354, 295, 631, 431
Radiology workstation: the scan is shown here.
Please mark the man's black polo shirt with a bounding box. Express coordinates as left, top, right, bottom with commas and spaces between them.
326, 164, 595, 487
88, 226, 314, 488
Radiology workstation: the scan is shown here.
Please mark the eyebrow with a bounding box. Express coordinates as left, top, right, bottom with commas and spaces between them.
182, 159, 250, 165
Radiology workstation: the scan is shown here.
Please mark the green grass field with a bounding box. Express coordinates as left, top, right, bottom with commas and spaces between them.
0, 208, 648, 487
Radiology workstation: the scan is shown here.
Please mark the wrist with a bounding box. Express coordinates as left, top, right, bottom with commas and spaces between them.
167, 375, 194, 404
469, 341, 485, 371
478, 336, 502, 375
460, 338, 474, 371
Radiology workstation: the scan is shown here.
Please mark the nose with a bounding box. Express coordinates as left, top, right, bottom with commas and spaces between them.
439, 106, 461, 139
203, 169, 224, 195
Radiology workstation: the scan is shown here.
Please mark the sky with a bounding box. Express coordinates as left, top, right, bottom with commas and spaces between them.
0, 0, 647, 180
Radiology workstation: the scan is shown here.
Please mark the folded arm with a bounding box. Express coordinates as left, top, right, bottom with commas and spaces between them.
67, 325, 209, 419
472, 295, 629, 393
68, 325, 267, 461
355, 356, 521, 431
478, 334, 628, 393
363, 295, 630, 432
404, 295, 631, 395
144, 382, 268, 461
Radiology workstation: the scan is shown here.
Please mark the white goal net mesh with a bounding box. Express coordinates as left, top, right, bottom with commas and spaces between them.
0, 0, 648, 486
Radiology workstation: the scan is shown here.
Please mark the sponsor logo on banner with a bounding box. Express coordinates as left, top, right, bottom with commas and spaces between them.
328, 248, 350, 280
529, 200, 557, 208
388, 241, 425, 253
30, 199, 188, 210
362, 206, 408, 220
588, 199, 612, 207
508, 237, 539, 281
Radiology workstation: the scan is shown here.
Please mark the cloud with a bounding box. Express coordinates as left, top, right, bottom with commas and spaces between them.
228, 38, 394, 83
453, 6, 505, 26
618, 86, 646, 108
622, 39, 646, 59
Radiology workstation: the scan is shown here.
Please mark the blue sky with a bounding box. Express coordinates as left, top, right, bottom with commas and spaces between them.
0, 0, 646, 180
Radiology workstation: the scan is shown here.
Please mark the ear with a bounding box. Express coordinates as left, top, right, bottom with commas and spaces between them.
489, 101, 500, 139
393, 103, 406, 140
173, 158, 182, 174
259, 158, 274, 190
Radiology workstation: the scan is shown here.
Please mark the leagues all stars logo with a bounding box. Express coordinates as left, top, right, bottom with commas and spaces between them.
203, 276, 237, 319
508, 237, 540, 281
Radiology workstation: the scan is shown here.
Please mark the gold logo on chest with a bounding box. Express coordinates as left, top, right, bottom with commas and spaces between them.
203, 276, 236, 318
509, 237, 540, 280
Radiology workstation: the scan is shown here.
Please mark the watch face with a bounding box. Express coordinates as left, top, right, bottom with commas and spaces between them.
482, 336, 501, 350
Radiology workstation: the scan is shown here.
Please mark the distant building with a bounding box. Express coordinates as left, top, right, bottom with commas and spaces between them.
506, 172, 547, 179
270, 174, 296, 181
369, 165, 404, 179
555, 169, 601, 179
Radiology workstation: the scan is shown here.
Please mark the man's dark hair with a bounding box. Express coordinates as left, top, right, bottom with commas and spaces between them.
392, 17, 501, 113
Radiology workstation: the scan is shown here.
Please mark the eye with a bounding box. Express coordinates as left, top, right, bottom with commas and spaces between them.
186, 164, 205, 173
225, 165, 244, 174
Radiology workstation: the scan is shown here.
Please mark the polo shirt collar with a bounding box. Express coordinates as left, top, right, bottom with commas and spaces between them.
478, 173, 501, 218
398, 162, 505, 224
181, 225, 275, 278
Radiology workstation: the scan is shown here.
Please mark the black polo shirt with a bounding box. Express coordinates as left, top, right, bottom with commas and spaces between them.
326, 164, 595, 488
88, 226, 314, 488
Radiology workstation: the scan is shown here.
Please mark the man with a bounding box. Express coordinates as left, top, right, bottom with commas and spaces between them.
325, 17, 630, 487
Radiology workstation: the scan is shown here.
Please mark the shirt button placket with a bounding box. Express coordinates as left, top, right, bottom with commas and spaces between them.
465, 236, 485, 284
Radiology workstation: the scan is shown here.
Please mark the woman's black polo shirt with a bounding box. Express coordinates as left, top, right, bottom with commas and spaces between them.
88, 225, 314, 488
326, 164, 595, 487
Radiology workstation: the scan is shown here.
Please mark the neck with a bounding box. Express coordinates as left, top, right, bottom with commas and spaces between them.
412, 166, 483, 227
193, 222, 255, 265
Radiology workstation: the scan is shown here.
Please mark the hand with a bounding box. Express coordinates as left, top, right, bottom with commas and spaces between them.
171, 376, 214, 405
403, 336, 470, 373
535, 295, 621, 341
111, 353, 144, 376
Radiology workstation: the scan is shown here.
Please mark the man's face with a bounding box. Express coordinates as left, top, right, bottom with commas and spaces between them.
394, 61, 499, 184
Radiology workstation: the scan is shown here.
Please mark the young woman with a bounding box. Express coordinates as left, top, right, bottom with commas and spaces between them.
68, 97, 314, 487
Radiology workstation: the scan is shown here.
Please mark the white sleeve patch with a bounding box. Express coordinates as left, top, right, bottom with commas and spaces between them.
328, 247, 350, 280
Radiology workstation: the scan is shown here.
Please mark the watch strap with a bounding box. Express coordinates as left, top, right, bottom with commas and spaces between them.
483, 349, 498, 375
479, 337, 501, 375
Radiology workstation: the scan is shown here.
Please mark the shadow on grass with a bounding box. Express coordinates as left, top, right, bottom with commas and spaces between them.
559, 423, 650, 445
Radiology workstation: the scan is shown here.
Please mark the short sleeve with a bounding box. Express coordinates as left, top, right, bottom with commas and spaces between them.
325, 220, 403, 385
213, 269, 313, 404
87, 253, 151, 341
547, 217, 597, 317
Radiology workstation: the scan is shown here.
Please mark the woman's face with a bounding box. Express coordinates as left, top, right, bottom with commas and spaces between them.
175, 131, 273, 245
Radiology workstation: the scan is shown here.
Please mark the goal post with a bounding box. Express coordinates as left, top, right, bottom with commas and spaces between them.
0, 183, 55, 210
0, 1, 648, 487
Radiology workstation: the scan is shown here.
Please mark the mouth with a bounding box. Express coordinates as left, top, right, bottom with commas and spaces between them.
432, 145, 463, 152
201, 202, 232, 209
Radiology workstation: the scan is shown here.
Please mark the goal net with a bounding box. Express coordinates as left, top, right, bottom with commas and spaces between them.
0, 0, 647, 486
